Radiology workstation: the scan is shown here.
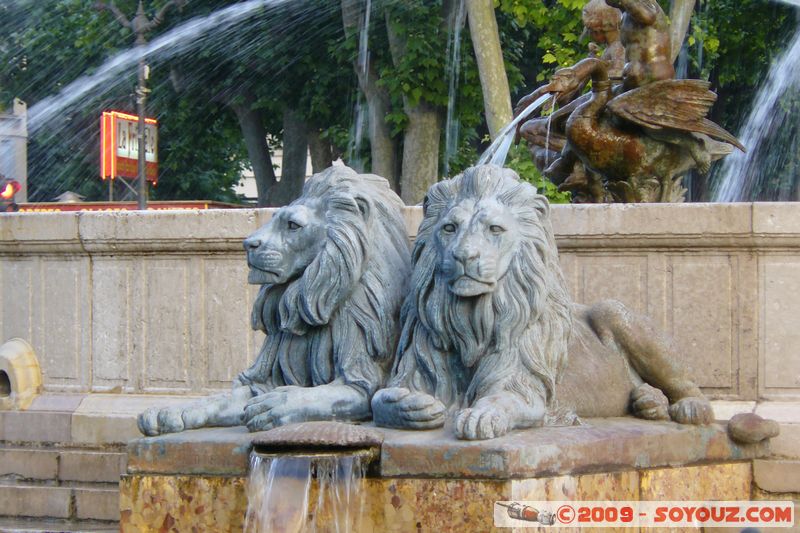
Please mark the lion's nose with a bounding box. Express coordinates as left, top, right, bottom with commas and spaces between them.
453, 244, 480, 264
243, 236, 261, 251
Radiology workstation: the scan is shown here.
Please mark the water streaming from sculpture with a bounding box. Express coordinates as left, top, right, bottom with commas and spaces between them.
348, 0, 373, 169
244, 454, 367, 533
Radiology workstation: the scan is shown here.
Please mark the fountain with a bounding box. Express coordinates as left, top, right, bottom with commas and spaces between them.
121, 168, 777, 531
3, 1, 798, 531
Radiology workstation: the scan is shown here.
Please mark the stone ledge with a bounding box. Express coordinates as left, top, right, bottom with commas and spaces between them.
0, 394, 203, 445
127, 418, 769, 479
9, 204, 800, 256
378, 418, 767, 479
754, 459, 800, 493
128, 426, 256, 476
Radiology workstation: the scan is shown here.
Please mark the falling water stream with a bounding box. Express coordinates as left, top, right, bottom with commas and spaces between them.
348, 0, 373, 170
245, 453, 369, 533
544, 96, 557, 169
443, 0, 467, 176
477, 93, 552, 167
713, 25, 800, 201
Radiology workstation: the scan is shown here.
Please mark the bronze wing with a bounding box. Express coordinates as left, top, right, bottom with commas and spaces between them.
607, 79, 745, 151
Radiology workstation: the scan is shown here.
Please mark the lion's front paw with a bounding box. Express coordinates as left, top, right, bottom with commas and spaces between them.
137, 406, 185, 436
631, 383, 669, 421
454, 404, 512, 440
371, 388, 446, 430
669, 397, 713, 425
137, 407, 161, 436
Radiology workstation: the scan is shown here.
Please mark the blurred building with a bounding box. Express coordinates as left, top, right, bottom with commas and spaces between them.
234, 149, 342, 202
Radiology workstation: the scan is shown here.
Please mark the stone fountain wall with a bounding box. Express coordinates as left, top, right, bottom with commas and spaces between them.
1, 203, 799, 401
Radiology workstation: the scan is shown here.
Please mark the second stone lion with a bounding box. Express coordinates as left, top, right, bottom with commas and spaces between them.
372, 165, 714, 440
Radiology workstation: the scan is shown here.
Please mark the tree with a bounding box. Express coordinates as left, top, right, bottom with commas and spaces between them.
4, 0, 796, 205
155, 0, 354, 206
466, 0, 512, 139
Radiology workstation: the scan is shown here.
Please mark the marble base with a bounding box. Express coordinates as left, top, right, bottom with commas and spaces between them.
120, 418, 779, 531
120, 464, 756, 532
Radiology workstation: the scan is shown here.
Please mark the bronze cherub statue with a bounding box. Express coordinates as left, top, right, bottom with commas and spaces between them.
515, 0, 624, 202
515, 0, 744, 203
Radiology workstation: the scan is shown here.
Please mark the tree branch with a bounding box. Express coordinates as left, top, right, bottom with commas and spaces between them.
147, 0, 187, 32
94, 1, 132, 29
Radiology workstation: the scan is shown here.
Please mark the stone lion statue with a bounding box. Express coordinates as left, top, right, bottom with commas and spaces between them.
139, 166, 411, 435
372, 165, 714, 440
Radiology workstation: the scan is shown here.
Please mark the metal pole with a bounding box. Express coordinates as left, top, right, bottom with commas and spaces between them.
136, 51, 147, 210
96, 0, 185, 210
134, 0, 149, 211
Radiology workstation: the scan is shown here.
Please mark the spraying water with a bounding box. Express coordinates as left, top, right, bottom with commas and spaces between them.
477, 93, 552, 167
544, 96, 557, 168
443, 0, 467, 176
713, 26, 800, 202
27, 0, 286, 131
348, 0, 373, 171
244, 453, 368, 533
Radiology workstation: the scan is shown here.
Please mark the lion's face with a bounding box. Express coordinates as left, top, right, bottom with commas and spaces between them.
244, 200, 327, 285
436, 197, 522, 297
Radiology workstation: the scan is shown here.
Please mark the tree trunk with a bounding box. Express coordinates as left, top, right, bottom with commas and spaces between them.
385, 9, 443, 205
465, 0, 512, 139
341, 0, 399, 189
274, 109, 308, 206
229, 93, 277, 207
308, 129, 333, 173
364, 83, 399, 187
400, 104, 442, 205
669, 0, 696, 63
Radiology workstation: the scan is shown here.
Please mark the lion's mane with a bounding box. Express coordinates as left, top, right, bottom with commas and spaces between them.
389, 166, 573, 413
238, 166, 411, 396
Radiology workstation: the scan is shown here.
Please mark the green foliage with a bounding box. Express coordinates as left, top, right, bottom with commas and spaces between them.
496, 0, 587, 87
381, 1, 450, 109
2, 0, 797, 204
505, 143, 571, 204
150, 96, 245, 203
688, 0, 795, 132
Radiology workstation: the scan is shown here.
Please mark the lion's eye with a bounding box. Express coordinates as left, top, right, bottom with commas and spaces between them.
287, 220, 302, 231
442, 223, 457, 234
489, 225, 506, 234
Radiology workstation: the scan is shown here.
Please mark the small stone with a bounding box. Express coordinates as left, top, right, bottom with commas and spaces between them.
728, 413, 780, 444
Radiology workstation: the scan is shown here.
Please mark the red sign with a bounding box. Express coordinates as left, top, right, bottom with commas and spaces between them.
101, 111, 158, 183
17, 201, 245, 213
